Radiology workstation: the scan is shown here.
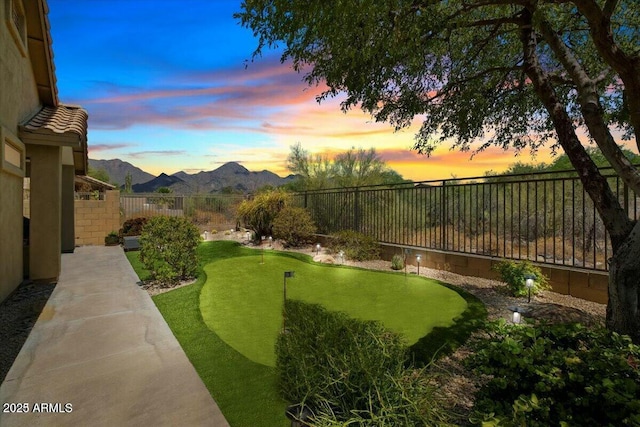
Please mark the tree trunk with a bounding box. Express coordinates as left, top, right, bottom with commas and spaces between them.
519, 6, 639, 342
607, 219, 640, 343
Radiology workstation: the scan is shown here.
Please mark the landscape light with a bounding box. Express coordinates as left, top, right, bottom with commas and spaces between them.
268, 236, 273, 248
508, 306, 524, 324
512, 311, 522, 324
316, 243, 321, 255
416, 254, 421, 275
525, 274, 535, 303
246, 231, 250, 242
339, 250, 345, 264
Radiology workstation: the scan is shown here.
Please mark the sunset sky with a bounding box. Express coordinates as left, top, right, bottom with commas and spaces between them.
46, 0, 631, 182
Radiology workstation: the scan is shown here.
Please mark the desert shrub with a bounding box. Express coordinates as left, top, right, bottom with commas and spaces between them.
391, 254, 404, 270
327, 230, 380, 261
492, 260, 550, 297
139, 216, 200, 284
237, 190, 290, 241
272, 206, 316, 247
467, 321, 640, 427
104, 231, 120, 245
277, 300, 448, 426
120, 217, 148, 237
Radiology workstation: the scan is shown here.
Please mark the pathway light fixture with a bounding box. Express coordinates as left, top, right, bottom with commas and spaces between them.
508, 305, 526, 324
316, 243, 321, 255
416, 254, 422, 275
525, 274, 535, 303
269, 236, 273, 248
338, 250, 345, 264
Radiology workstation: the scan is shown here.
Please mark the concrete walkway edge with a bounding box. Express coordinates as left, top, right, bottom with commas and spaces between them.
0, 246, 229, 426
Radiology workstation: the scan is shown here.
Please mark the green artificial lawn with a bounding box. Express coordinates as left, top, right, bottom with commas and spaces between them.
201, 251, 467, 367
129, 241, 485, 427
125, 250, 151, 281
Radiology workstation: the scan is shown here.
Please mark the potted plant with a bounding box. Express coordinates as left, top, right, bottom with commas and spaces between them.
104, 231, 120, 246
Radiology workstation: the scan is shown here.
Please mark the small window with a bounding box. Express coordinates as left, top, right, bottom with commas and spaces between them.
5, 0, 27, 57
1, 127, 25, 177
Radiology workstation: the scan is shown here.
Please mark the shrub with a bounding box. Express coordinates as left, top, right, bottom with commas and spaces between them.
105, 231, 119, 245
277, 300, 448, 426
391, 254, 404, 270
272, 206, 316, 247
492, 260, 550, 297
139, 216, 200, 284
467, 321, 640, 427
120, 217, 148, 237
327, 230, 380, 261
237, 190, 290, 241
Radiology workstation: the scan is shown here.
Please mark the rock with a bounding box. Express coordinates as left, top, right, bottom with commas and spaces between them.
313, 254, 336, 264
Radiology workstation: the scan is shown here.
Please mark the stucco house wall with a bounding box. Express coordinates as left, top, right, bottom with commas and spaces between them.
0, 0, 88, 303
0, 0, 41, 302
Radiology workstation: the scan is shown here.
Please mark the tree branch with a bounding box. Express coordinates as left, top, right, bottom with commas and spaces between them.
603, 0, 619, 19
570, 0, 640, 150
537, 17, 640, 196
520, 7, 631, 249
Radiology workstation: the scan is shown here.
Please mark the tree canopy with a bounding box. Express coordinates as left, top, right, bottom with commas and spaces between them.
286, 143, 405, 190
490, 146, 640, 177
87, 166, 110, 184
238, 0, 640, 342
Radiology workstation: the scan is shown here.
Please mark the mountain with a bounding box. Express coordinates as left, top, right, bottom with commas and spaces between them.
172, 162, 296, 193
131, 173, 189, 193
93, 159, 298, 194
89, 159, 155, 186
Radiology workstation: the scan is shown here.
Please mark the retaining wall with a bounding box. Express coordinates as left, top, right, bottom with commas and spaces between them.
315, 235, 608, 304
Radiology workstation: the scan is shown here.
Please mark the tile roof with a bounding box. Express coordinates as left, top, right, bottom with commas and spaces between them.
75, 175, 116, 190
21, 105, 88, 143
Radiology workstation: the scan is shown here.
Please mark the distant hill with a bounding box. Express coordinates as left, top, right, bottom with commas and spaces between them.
90, 159, 298, 193
131, 173, 188, 193
172, 162, 297, 193
89, 159, 155, 186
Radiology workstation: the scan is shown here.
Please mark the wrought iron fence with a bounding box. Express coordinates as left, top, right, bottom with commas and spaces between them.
120, 193, 246, 231
292, 167, 639, 272
75, 191, 106, 201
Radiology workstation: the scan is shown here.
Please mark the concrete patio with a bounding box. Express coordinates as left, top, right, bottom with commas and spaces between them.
0, 246, 229, 426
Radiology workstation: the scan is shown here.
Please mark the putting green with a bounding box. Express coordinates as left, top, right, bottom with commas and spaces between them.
200, 250, 467, 367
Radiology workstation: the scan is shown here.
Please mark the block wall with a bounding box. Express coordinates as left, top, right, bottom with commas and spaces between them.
75, 190, 121, 246
315, 235, 608, 305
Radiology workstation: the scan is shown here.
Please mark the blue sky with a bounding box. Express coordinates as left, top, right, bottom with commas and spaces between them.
46, 0, 609, 181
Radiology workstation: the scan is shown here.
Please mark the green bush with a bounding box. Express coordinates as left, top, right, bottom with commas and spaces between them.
327, 230, 380, 261
492, 260, 550, 297
467, 321, 640, 427
276, 300, 448, 426
120, 217, 148, 237
272, 206, 316, 247
139, 216, 200, 284
391, 254, 404, 270
237, 190, 290, 241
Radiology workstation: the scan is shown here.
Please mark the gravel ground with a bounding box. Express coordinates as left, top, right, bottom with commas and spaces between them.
0, 280, 56, 383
